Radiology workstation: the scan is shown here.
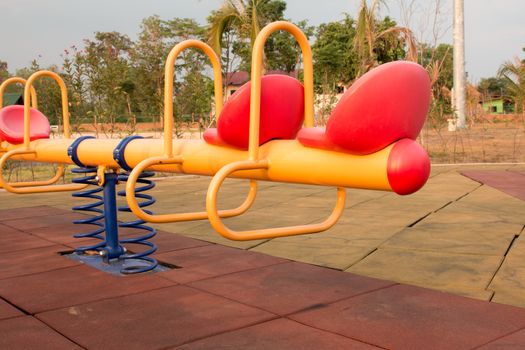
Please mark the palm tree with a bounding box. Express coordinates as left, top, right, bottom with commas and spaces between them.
353, 0, 417, 77
499, 56, 525, 117
208, 0, 261, 58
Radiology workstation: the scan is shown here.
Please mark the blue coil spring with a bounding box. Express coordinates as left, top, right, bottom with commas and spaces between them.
117, 170, 158, 274
71, 166, 106, 252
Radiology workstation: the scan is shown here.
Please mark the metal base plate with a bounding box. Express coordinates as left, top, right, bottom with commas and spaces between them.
65, 252, 170, 276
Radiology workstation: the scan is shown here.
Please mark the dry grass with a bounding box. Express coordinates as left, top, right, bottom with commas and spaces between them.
420, 116, 525, 163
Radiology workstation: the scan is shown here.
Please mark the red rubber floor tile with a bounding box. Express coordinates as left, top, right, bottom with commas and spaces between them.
0, 205, 64, 222
290, 284, 525, 350
189, 261, 395, 315
0, 316, 81, 349
477, 328, 525, 349
0, 264, 175, 314
2, 212, 87, 231
37, 285, 276, 349
0, 298, 23, 320
149, 230, 211, 254
156, 244, 288, 284
29, 222, 101, 245
173, 318, 381, 350
0, 245, 80, 280
0, 224, 55, 253
462, 170, 525, 201
113, 228, 212, 255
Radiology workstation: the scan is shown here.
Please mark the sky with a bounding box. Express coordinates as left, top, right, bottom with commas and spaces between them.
1, 0, 524, 83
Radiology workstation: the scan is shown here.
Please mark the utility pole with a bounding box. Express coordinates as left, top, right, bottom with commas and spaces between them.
453, 0, 466, 128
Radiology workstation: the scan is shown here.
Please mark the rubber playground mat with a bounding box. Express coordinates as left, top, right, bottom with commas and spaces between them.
1, 205, 525, 349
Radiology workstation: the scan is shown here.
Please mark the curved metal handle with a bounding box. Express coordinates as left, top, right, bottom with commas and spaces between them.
0, 77, 38, 108
23, 70, 71, 150
163, 40, 223, 158
0, 149, 87, 194
248, 21, 315, 161
125, 155, 258, 223
206, 159, 347, 241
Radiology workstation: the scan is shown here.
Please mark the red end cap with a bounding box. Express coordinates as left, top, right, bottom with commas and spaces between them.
387, 139, 430, 195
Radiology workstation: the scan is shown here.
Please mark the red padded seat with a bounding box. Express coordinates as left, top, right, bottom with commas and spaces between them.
297, 61, 431, 155
204, 74, 304, 149
0, 105, 50, 144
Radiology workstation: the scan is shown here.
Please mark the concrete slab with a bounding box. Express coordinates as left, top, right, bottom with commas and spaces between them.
347, 248, 502, 297
489, 245, 525, 308
382, 222, 521, 256
422, 200, 525, 225
173, 318, 381, 350
251, 234, 376, 269
37, 285, 275, 350
177, 221, 269, 249
290, 284, 525, 350
189, 262, 395, 315
0, 316, 82, 349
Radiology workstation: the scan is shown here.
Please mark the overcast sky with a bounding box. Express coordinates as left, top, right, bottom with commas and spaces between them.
1, 0, 524, 82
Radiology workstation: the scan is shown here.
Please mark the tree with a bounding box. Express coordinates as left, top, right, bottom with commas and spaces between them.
478, 77, 508, 99
208, 0, 261, 58
130, 16, 171, 123
79, 31, 133, 134
0, 60, 8, 84
208, 0, 309, 77
353, 0, 417, 77
499, 56, 525, 114
164, 18, 212, 125
312, 16, 357, 89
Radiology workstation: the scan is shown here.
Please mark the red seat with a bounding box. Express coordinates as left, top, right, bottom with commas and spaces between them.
298, 61, 431, 155
0, 105, 50, 144
204, 74, 304, 149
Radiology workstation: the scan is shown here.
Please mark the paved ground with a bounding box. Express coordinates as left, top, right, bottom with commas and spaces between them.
0, 163, 525, 348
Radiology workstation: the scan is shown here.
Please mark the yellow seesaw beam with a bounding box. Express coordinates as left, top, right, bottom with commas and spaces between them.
1, 135, 427, 194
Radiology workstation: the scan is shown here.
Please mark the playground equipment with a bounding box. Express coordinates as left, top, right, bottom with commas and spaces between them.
0, 21, 431, 274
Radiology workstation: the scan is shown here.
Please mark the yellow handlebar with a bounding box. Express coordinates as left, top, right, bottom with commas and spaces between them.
248, 21, 314, 161
23, 70, 70, 150
206, 159, 347, 240
126, 40, 257, 223
0, 149, 86, 194
163, 40, 223, 158
0, 77, 38, 109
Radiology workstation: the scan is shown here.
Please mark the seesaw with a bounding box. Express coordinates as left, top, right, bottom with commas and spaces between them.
0, 21, 431, 274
